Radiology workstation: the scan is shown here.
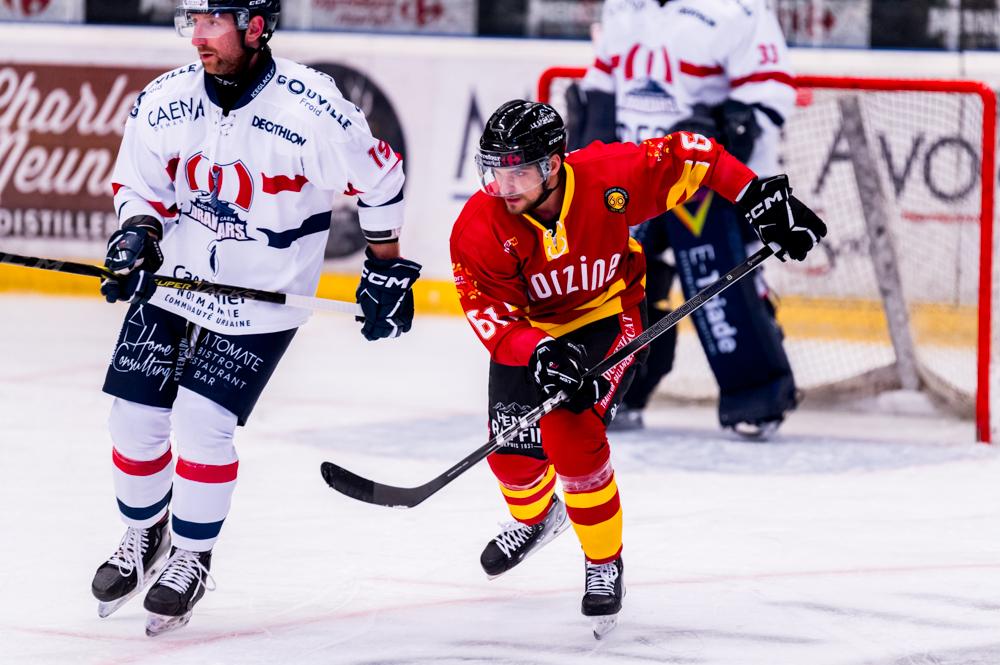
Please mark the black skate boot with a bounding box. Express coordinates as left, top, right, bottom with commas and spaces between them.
582, 556, 624, 639
143, 547, 214, 637
91, 513, 171, 618
480, 495, 569, 578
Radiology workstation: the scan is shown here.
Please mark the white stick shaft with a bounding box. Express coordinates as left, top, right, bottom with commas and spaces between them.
285, 293, 363, 316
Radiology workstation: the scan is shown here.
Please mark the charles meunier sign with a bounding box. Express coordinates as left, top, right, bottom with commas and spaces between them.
0, 64, 158, 245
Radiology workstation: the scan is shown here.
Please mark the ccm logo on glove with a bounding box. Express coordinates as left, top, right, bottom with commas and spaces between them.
360, 267, 415, 290
743, 189, 786, 221
356, 249, 422, 341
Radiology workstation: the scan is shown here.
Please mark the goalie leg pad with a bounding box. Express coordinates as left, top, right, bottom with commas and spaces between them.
667, 194, 798, 428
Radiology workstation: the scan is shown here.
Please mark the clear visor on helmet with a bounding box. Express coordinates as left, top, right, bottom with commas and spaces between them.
174, 8, 249, 38
474, 154, 553, 198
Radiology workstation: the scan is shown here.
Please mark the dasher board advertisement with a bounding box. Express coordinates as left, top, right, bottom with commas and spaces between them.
0, 0, 83, 22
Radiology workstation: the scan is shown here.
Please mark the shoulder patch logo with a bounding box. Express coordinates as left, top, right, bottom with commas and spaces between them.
605, 187, 629, 214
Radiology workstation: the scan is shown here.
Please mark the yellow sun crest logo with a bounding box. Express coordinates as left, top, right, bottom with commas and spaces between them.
604, 187, 629, 214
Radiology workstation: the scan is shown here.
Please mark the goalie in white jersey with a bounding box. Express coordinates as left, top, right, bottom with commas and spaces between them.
572, 0, 799, 438
90, 0, 421, 636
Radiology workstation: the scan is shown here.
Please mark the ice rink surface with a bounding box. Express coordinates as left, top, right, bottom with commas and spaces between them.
2, 295, 999, 665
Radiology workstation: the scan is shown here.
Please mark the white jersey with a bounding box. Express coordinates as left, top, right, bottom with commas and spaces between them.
112, 55, 405, 335
582, 0, 794, 176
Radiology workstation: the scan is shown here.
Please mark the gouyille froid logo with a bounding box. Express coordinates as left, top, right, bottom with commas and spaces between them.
605, 187, 628, 213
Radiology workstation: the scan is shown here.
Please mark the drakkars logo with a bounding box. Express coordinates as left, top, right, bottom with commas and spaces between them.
182, 152, 256, 275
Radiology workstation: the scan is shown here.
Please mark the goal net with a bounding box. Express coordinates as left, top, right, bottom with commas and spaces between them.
538, 69, 997, 442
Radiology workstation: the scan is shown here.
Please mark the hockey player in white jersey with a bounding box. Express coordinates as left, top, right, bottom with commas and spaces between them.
571, 0, 799, 438
90, 0, 421, 636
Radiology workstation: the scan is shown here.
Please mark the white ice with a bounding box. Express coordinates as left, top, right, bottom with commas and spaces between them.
2, 295, 999, 665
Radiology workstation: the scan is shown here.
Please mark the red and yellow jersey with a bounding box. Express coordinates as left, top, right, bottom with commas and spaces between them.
450, 132, 755, 365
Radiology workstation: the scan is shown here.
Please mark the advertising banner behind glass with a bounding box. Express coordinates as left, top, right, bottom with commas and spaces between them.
291, 0, 475, 35
0, 63, 159, 257
776, 0, 871, 47
0, 0, 83, 22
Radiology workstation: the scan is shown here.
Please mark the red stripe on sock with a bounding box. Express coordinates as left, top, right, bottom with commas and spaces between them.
112, 448, 172, 476
587, 546, 623, 565
504, 474, 557, 507
565, 493, 621, 527
176, 458, 239, 483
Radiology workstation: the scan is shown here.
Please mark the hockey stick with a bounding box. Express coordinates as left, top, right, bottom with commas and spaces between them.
320, 243, 780, 508
0, 251, 362, 316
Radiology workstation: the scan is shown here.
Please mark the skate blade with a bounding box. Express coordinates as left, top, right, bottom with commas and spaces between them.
732, 420, 780, 441
591, 614, 618, 639
98, 595, 136, 619
145, 611, 192, 637
96, 547, 171, 619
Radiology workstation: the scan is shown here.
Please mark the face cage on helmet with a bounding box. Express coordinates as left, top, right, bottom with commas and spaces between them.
475, 154, 554, 198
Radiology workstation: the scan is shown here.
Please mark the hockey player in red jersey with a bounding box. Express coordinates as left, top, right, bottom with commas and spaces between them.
450, 100, 825, 637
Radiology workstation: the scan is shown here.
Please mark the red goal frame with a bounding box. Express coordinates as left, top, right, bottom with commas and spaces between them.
537, 68, 996, 442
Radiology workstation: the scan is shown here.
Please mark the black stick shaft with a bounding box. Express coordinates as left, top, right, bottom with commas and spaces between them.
585, 244, 775, 380
321, 244, 777, 508
0, 250, 287, 304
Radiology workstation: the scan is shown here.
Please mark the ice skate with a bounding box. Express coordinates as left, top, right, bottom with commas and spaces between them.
731, 417, 782, 441
480, 495, 569, 579
143, 547, 214, 637
91, 513, 171, 618
607, 406, 644, 432
582, 556, 624, 639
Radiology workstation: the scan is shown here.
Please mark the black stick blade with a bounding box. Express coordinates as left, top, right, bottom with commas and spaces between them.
320, 462, 376, 504
320, 461, 437, 508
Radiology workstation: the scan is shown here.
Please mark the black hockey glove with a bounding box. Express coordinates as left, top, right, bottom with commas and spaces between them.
101, 270, 158, 304
530, 338, 611, 414
565, 83, 617, 152
100, 216, 163, 304
737, 175, 827, 262
669, 103, 721, 142
715, 99, 762, 164
356, 249, 422, 341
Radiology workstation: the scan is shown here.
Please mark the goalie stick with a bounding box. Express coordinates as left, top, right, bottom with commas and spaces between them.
320, 243, 780, 508
0, 251, 362, 316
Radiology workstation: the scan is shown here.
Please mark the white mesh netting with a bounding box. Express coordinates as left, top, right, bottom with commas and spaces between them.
541, 72, 996, 438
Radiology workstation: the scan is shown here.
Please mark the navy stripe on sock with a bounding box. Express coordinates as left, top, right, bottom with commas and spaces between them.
171, 515, 225, 541
117, 487, 172, 522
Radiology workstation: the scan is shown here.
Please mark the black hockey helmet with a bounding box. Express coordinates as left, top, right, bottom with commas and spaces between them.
175, 0, 280, 40
476, 100, 567, 197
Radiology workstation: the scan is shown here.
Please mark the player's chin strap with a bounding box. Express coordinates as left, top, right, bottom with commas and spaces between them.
526, 162, 565, 213
211, 44, 271, 100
